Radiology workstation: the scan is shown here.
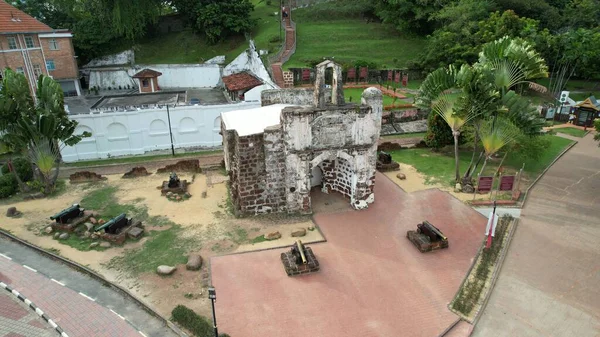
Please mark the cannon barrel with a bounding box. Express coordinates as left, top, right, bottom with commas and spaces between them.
296, 240, 307, 264
94, 213, 126, 232
422, 221, 447, 241
50, 204, 80, 220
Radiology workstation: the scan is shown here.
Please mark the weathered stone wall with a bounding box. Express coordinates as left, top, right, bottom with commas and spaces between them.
263, 126, 287, 212
230, 133, 266, 214
261, 88, 331, 107
227, 84, 383, 215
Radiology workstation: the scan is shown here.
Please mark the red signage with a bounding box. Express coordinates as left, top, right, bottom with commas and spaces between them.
477, 176, 494, 193
387, 70, 393, 82
402, 74, 408, 87
499, 175, 515, 191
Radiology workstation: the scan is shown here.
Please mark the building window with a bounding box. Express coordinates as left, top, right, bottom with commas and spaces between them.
49, 39, 59, 50
142, 79, 150, 87
33, 64, 42, 79
16, 67, 24, 75
46, 60, 55, 71
24, 35, 35, 48
7, 36, 17, 50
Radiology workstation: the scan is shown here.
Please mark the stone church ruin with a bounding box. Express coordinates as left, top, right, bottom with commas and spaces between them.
221, 60, 383, 215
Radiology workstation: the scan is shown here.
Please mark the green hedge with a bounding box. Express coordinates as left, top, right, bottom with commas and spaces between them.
1, 158, 33, 182
0, 173, 17, 199
171, 305, 230, 337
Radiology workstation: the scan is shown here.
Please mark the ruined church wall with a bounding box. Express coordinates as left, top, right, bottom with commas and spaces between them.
261, 88, 331, 107
230, 133, 267, 214
263, 126, 288, 213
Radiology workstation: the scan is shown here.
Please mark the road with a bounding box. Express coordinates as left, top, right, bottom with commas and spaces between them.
473, 133, 600, 336
0, 236, 179, 337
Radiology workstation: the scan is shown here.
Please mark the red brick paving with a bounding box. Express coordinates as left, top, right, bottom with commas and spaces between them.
0, 259, 140, 337
211, 173, 486, 337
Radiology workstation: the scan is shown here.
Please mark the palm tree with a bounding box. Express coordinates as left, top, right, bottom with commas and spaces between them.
1, 70, 89, 194
477, 117, 521, 176
418, 64, 496, 183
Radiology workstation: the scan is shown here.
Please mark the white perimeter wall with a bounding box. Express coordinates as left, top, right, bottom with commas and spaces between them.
61, 102, 260, 162
88, 64, 222, 90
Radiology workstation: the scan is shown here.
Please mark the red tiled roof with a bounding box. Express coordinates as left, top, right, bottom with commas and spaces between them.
222, 72, 263, 92
0, 1, 53, 34
132, 68, 162, 78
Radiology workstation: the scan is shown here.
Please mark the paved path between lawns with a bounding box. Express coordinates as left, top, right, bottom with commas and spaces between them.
211, 173, 487, 337
473, 133, 600, 336
0, 236, 179, 337
0, 290, 56, 337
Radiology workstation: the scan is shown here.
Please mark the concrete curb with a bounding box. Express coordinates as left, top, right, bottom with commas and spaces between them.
0, 229, 189, 337
521, 140, 577, 208
471, 218, 520, 327
0, 281, 69, 337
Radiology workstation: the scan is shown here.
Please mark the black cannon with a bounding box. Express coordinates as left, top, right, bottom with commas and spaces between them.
281, 240, 320, 276
407, 221, 449, 253
94, 213, 130, 234
417, 221, 447, 243
378, 151, 393, 165
50, 204, 84, 224
168, 172, 180, 188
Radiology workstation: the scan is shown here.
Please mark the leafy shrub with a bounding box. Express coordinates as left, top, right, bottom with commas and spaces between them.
0, 174, 17, 199
1, 158, 33, 182
171, 305, 230, 337
424, 111, 453, 149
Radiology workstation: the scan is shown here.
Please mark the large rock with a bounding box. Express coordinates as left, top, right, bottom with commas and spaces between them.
69, 171, 107, 183
100, 242, 111, 248
396, 173, 406, 180
265, 231, 281, 240
89, 242, 100, 249
54, 232, 61, 239
59, 233, 69, 240
98, 219, 106, 225
122, 167, 151, 178
6, 207, 20, 217
291, 228, 306, 237
128, 227, 144, 239
83, 222, 94, 231
186, 255, 203, 271
89, 217, 98, 225
157, 265, 177, 275
44, 226, 53, 234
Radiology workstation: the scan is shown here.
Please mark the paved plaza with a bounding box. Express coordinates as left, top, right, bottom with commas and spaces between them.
211, 173, 486, 337
0, 291, 56, 337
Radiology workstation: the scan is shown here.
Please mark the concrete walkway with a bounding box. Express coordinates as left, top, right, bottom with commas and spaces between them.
0, 237, 179, 337
473, 133, 600, 336
0, 291, 56, 337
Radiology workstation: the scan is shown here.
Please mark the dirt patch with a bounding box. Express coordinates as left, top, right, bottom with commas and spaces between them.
383, 164, 493, 202
122, 167, 151, 178
1, 172, 324, 319
69, 171, 108, 183
156, 159, 200, 174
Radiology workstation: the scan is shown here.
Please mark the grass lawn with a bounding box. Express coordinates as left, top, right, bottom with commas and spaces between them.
344, 88, 400, 105
388, 135, 574, 186
64, 150, 222, 168
381, 132, 426, 140
285, 8, 426, 69
554, 127, 588, 138
133, 0, 281, 64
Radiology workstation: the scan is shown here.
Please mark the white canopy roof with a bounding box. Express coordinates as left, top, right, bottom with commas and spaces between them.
221, 104, 293, 136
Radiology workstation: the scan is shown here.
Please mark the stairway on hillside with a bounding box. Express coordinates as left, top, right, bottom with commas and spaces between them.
270, 14, 296, 88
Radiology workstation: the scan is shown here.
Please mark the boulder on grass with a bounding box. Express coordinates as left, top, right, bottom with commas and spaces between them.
186, 255, 203, 271
157, 265, 177, 276
59, 233, 69, 240
100, 242, 111, 248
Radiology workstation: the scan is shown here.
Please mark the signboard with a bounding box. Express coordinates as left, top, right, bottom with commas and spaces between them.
499, 175, 515, 191
477, 176, 494, 193
545, 108, 555, 119
402, 74, 408, 87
